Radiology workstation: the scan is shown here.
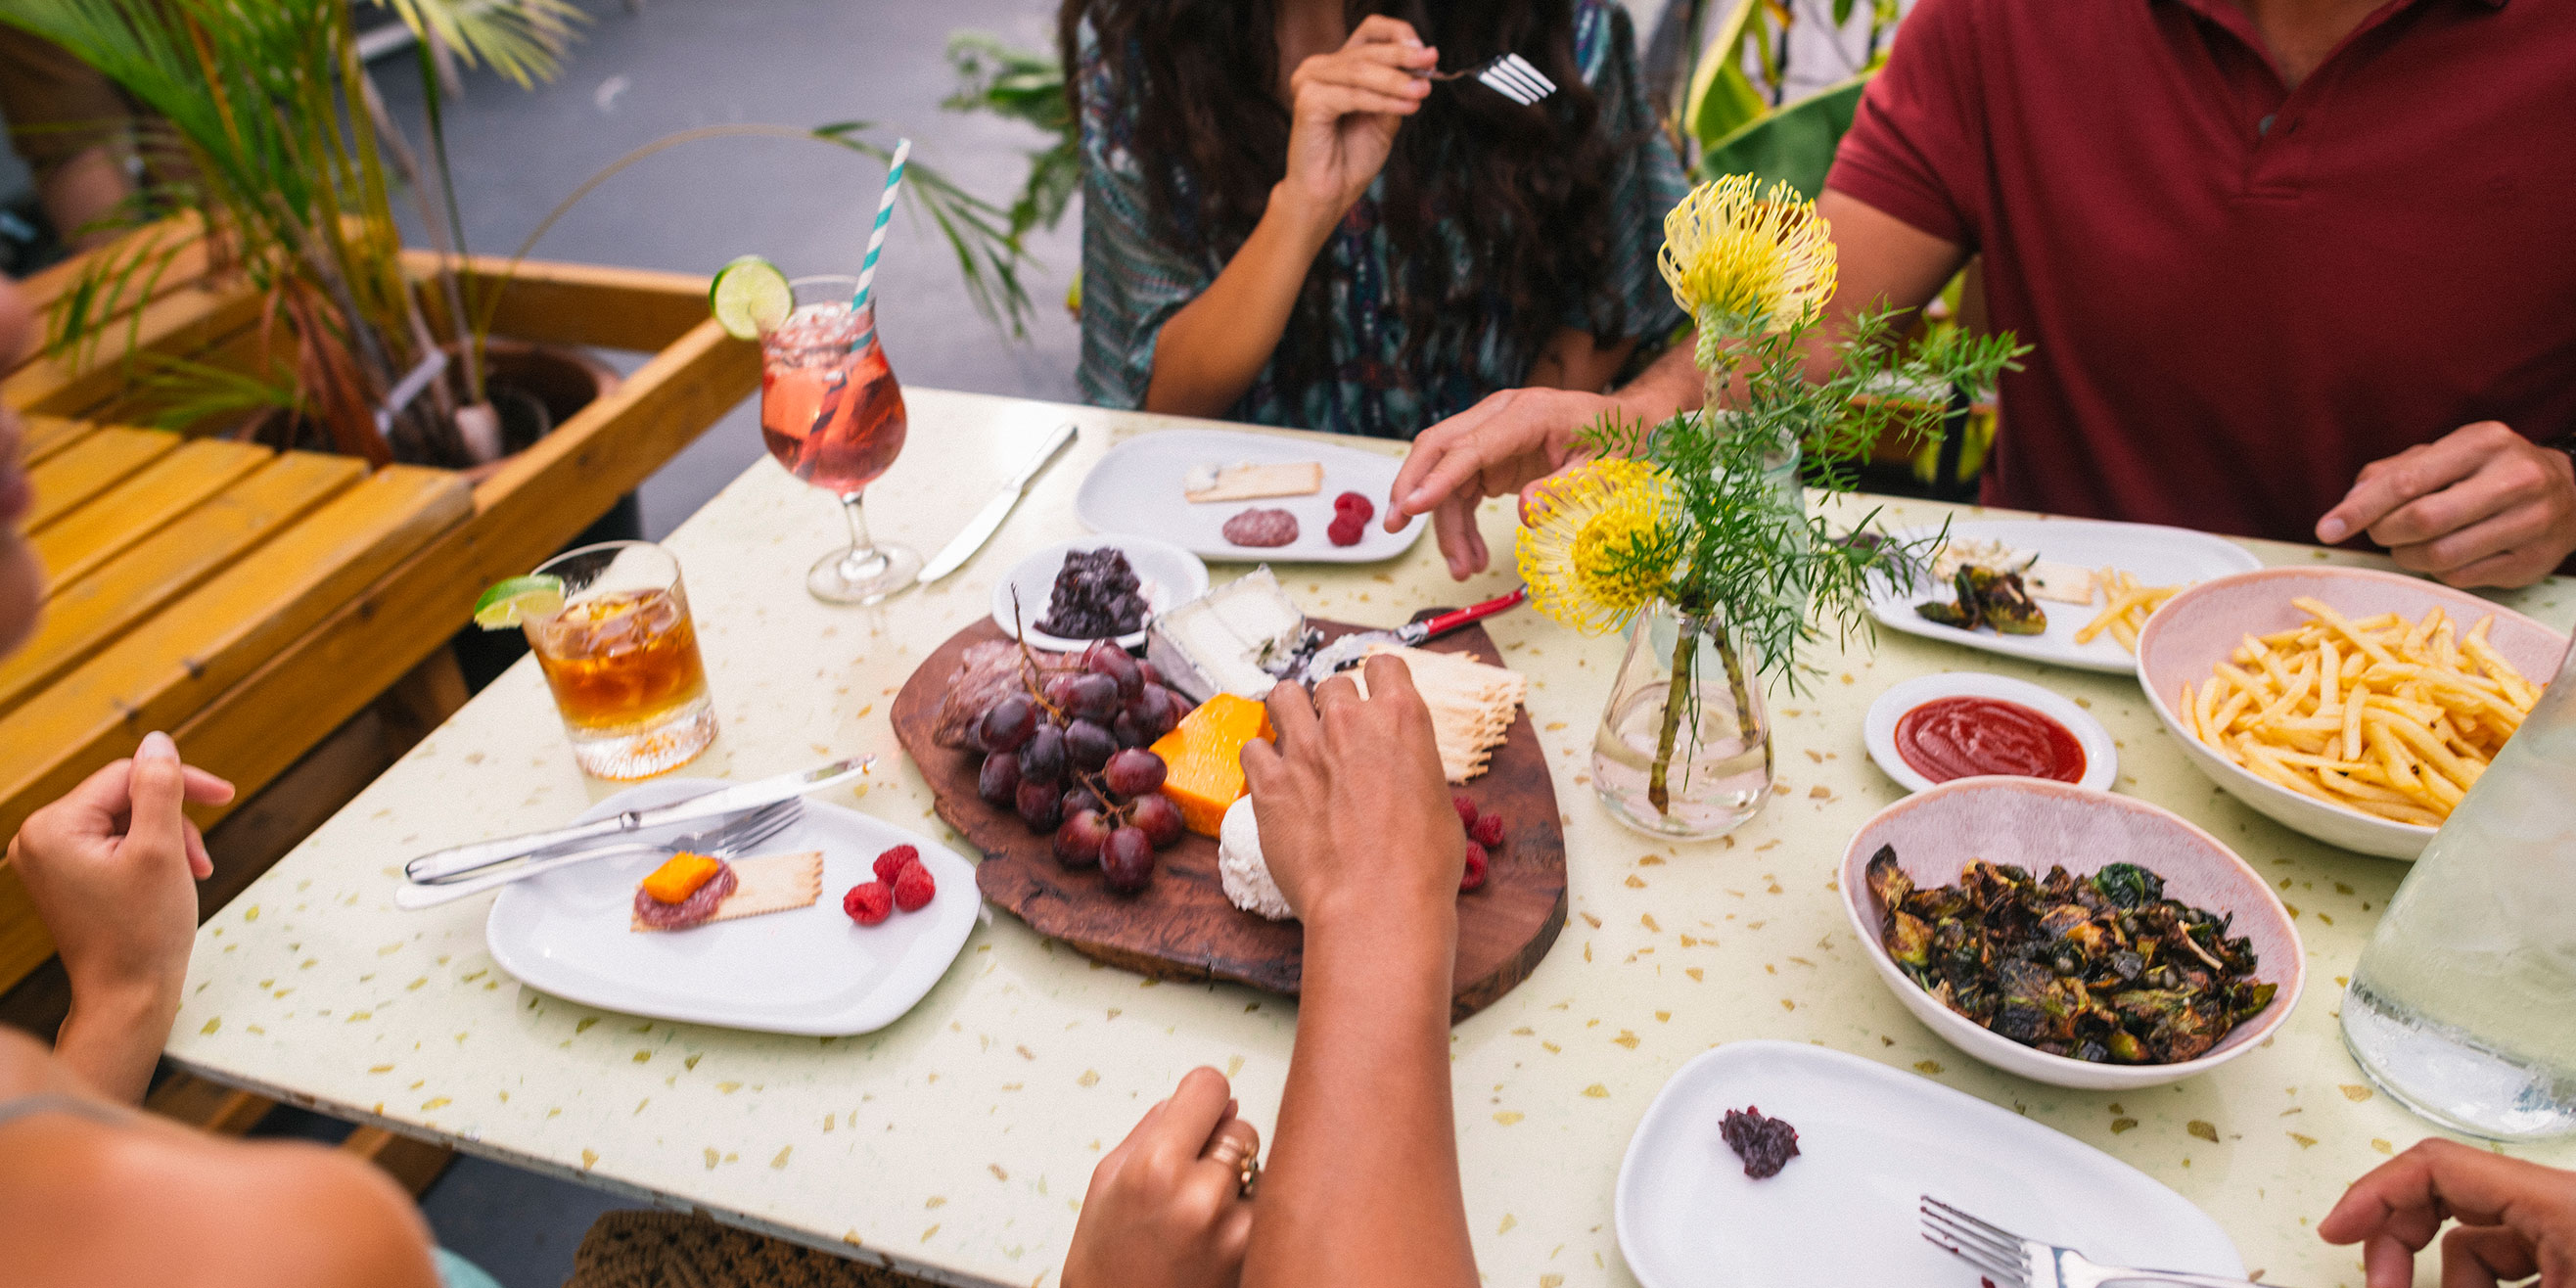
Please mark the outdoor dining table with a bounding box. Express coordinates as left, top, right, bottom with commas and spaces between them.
161, 388, 2576, 1288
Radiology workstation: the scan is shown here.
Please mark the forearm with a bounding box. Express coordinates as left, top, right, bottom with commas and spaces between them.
1244, 901, 1473, 1288
1610, 338, 1705, 423
54, 982, 179, 1103
1144, 185, 1338, 419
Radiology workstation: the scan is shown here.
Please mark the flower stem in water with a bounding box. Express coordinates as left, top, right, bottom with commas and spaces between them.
1647, 620, 1696, 815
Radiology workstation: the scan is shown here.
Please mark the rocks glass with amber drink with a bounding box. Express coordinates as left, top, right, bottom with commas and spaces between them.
525, 541, 717, 779
759, 275, 917, 604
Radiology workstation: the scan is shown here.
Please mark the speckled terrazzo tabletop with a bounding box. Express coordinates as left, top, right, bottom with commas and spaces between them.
162, 390, 2576, 1288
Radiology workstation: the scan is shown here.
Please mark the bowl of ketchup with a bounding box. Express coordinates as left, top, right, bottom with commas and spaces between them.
1863, 672, 2116, 794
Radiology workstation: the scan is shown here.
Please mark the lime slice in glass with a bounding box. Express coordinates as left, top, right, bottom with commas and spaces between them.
472, 575, 567, 629
710, 254, 793, 340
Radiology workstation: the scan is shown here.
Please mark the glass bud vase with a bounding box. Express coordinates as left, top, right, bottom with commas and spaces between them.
1590, 603, 1776, 839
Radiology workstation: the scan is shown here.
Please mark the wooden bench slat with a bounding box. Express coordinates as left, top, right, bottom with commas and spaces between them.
23, 427, 179, 531
0, 453, 364, 711
409, 252, 713, 353
3, 285, 266, 419
144, 1070, 275, 1135
21, 415, 99, 465
32, 438, 274, 587
0, 465, 468, 834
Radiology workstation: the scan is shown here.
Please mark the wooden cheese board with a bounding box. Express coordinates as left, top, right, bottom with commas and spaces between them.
889, 616, 1568, 1022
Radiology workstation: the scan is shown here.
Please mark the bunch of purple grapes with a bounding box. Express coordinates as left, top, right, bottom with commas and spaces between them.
973, 639, 1196, 894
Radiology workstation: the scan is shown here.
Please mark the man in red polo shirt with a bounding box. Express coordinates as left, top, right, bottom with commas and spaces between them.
1387, 0, 2576, 589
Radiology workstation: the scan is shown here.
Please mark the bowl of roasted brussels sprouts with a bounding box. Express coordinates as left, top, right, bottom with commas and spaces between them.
1840, 777, 2304, 1090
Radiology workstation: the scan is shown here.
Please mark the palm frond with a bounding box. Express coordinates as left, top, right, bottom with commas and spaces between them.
370, 0, 584, 89
117, 350, 300, 432
815, 121, 1041, 338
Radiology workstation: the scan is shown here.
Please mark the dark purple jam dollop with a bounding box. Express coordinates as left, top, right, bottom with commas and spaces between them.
1719, 1105, 1801, 1178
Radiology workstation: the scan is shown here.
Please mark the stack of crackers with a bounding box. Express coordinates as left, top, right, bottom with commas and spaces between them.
1355, 644, 1528, 783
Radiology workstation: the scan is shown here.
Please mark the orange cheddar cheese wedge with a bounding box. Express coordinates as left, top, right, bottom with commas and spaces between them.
1149, 693, 1274, 837
640, 851, 723, 904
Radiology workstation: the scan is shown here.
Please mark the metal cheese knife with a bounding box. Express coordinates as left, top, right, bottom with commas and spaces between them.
1296, 585, 1529, 683
917, 421, 1079, 584
400, 756, 873, 885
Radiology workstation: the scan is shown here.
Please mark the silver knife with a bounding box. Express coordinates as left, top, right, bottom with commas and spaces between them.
400, 756, 873, 884
917, 421, 1079, 584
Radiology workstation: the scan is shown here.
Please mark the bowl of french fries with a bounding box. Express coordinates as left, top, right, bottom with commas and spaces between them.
2136, 567, 2568, 858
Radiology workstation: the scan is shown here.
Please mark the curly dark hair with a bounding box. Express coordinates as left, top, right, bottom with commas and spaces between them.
1061, 0, 1647, 416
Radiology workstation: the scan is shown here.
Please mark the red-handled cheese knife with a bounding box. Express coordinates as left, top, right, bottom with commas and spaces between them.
1294, 585, 1529, 684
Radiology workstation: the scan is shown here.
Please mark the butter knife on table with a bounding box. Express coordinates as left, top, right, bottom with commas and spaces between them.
918, 421, 1079, 585
400, 756, 873, 885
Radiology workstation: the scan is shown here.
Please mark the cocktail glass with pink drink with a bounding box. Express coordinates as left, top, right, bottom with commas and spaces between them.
759, 275, 918, 603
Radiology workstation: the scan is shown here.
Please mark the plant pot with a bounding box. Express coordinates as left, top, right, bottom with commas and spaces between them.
232, 340, 619, 473
453, 340, 621, 482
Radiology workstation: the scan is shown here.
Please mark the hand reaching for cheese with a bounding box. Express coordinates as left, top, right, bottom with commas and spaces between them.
1243, 655, 1464, 931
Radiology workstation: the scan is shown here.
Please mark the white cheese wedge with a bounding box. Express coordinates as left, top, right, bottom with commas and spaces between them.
1218, 796, 1293, 921
1184, 460, 1324, 504
1145, 567, 1308, 702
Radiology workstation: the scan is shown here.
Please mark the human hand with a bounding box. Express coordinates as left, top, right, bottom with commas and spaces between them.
1242, 654, 1462, 931
1064, 1067, 1260, 1288
7, 731, 235, 1010
2319, 1138, 2576, 1287
1387, 387, 1625, 578
2317, 421, 2576, 588
1278, 17, 1436, 231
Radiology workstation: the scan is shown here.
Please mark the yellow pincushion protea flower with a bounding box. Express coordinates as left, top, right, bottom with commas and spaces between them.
1518, 458, 1682, 635
1659, 174, 1838, 336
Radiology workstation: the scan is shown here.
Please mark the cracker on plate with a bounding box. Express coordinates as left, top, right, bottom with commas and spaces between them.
630, 851, 823, 932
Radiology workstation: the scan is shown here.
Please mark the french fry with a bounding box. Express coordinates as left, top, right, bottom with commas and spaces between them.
2180, 601, 2543, 825
2077, 567, 2179, 653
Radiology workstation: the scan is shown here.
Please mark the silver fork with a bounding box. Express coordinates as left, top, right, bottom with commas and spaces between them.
393, 800, 805, 910
1420, 52, 1556, 106
1920, 1196, 2279, 1288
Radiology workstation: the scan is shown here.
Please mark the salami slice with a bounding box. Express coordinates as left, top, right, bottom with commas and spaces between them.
632, 860, 738, 931
1220, 507, 1300, 548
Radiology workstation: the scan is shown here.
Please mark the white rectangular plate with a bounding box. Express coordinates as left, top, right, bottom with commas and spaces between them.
1866, 519, 2263, 674
1616, 1040, 2244, 1288
485, 778, 979, 1035
1076, 428, 1430, 563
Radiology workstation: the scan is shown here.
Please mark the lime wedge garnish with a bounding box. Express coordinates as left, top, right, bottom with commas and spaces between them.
710, 254, 793, 340
472, 575, 567, 629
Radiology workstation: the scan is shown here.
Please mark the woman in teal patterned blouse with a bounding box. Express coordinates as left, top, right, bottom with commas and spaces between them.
1064, 0, 1696, 445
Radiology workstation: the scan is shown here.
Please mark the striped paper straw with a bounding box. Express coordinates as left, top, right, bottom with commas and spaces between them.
849, 137, 910, 350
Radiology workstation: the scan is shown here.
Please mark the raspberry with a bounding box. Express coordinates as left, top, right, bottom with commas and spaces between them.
1326, 515, 1363, 547
893, 860, 937, 912
1452, 794, 1479, 829
873, 845, 919, 885
1334, 490, 1375, 524
1459, 843, 1490, 893
843, 881, 894, 926
1469, 812, 1505, 849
